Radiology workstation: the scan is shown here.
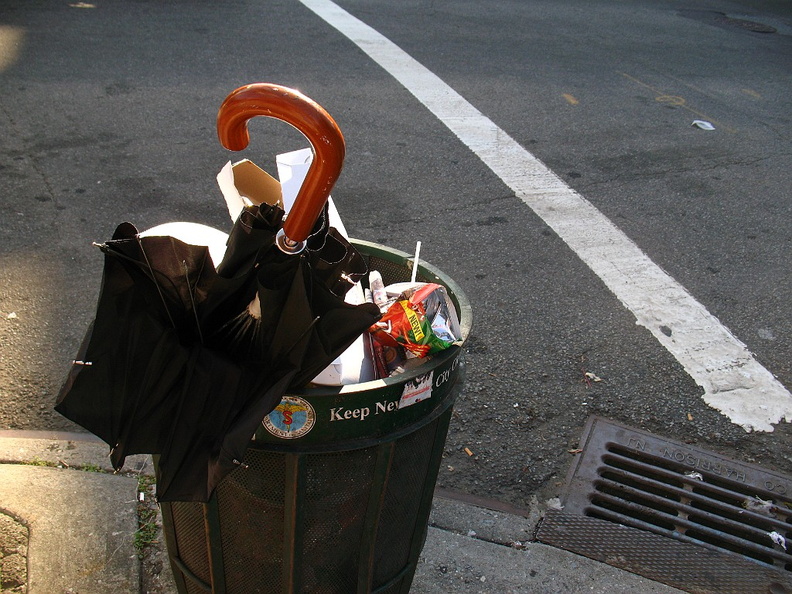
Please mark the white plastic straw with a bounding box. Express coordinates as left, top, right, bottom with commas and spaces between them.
410, 240, 422, 283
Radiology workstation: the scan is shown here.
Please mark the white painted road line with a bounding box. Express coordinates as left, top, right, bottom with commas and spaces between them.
300, 0, 792, 432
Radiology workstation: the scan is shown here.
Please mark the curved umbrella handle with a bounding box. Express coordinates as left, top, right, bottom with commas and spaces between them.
216, 83, 345, 250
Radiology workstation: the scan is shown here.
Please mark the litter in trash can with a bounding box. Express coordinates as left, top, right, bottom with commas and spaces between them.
369, 281, 463, 359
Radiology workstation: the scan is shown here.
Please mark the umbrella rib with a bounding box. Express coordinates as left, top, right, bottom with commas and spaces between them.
132, 236, 180, 330
95, 241, 180, 330
182, 260, 205, 345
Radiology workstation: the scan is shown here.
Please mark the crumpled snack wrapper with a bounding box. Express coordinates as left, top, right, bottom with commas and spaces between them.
371, 282, 462, 358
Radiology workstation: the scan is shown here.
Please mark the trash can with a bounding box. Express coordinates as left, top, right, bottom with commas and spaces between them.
160, 239, 472, 594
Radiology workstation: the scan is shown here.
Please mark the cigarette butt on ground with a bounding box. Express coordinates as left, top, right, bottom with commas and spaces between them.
464, 447, 474, 457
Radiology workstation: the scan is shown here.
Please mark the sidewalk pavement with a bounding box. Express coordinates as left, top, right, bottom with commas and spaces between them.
0, 431, 683, 593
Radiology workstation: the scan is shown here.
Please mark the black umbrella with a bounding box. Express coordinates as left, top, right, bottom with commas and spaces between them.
55, 83, 381, 502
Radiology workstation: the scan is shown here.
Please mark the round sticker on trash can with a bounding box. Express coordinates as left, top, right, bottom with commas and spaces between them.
262, 396, 316, 439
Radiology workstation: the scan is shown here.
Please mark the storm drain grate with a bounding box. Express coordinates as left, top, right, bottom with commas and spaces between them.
537, 416, 792, 593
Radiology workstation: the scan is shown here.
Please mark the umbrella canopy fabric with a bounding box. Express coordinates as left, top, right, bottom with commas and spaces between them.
56, 83, 381, 502
56, 216, 379, 502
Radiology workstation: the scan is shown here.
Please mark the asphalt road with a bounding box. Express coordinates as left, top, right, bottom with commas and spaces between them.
1, 0, 790, 508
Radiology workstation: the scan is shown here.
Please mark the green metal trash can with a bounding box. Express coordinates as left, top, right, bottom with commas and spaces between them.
160, 239, 472, 594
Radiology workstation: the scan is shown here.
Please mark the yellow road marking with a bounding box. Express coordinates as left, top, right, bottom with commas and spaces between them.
619, 72, 735, 133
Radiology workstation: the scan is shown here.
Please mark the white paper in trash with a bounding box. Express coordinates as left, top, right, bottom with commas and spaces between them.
276, 147, 375, 386
276, 148, 346, 235
217, 161, 249, 222
217, 159, 284, 223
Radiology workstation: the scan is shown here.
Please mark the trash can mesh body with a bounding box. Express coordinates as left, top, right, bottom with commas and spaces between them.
218, 452, 286, 592
161, 240, 471, 594
169, 502, 212, 594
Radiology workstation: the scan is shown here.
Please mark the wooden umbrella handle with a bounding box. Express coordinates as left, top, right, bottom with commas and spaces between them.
216, 83, 345, 245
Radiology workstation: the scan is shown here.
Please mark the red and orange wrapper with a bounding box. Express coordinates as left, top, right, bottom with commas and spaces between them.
369, 282, 462, 359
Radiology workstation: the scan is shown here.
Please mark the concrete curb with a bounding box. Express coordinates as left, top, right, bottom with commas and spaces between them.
421, 496, 684, 593
0, 430, 152, 474
0, 432, 163, 593
0, 463, 139, 593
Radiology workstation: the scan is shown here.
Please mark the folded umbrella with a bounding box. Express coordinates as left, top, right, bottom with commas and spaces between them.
56, 83, 381, 501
